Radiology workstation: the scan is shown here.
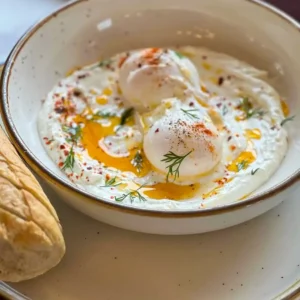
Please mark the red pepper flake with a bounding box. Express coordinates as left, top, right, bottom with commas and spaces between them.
76, 175, 79, 179
83, 162, 87, 166
43, 137, 48, 140
218, 77, 224, 86
110, 196, 114, 199
230, 145, 236, 151
60, 145, 66, 150
227, 136, 232, 142
216, 103, 222, 108
58, 162, 64, 167
118, 55, 129, 68
155, 128, 159, 133
45, 140, 53, 145
235, 133, 240, 137
189, 102, 194, 107
87, 167, 92, 170
64, 150, 69, 156
138, 63, 142, 68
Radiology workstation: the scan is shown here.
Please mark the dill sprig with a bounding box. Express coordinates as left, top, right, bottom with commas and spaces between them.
132, 150, 143, 173
251, 168, 260, 175
115, 184, 147, 203
237, 160, 248, 172
161, 150, 193, 182
240, 97, 264, 119
61, 125, 81, 171
101, 176, 121, 187
92, 110, 116, 120
62, 125, 82, 144
98, 59, 112, 68
281, 115, 295, 126
120, 107, 134, 125
222, 105, 228, 116
181, 108, 200, 120
174, 51, 184, 59
62, 146, 75, 171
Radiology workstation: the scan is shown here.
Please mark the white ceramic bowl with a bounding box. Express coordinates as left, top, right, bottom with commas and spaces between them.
1, 0, 300, 235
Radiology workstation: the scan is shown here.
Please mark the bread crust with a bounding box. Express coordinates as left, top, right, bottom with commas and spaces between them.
0, 128, 65, 282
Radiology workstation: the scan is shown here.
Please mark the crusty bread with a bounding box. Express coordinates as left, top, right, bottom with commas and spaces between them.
0, 128, 65, 282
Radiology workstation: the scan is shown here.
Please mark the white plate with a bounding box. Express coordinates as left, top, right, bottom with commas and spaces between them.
9, 180, 300, 300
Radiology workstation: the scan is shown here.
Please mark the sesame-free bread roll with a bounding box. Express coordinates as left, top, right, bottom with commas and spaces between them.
0, 128, 65, 282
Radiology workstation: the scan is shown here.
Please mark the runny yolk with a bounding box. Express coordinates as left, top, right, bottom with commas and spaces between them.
74, 115, 151, 176
123, 181, 200, 201
280, 99, 290, 117
244, 128, 261, 140
227, 151, 256, 172
143, 182, 200, 200
96, 96, 108, 105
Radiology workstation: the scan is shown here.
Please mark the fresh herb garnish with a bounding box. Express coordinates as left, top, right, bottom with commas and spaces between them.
132, 150, 143, 173
281, 115, 295, 126
181, 108, 200, 120
92, 110, 116, 120
237, 160, 248, 172
174, 51, 184, 59
115, 184, 147, 203
251, 168, 260, 175
161, 150, 193, 182
101, 176, 121, 187
98, 59, 112, 68
240, 97, 264, 119
222, 105, 228, 116
120, 107, 134, 125
62, 125, 82, 144
62, 146, 75, 171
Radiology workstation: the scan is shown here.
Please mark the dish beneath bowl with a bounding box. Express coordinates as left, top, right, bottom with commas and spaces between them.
1, 0, 300, 234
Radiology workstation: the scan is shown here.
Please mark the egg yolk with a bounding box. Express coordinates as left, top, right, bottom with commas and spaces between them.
74, 114, 151, 176
122, 181, 200, 201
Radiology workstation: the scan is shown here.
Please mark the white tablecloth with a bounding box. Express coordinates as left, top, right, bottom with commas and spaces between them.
0, 0, 67, 63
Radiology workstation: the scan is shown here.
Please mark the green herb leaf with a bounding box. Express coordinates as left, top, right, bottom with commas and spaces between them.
161, 150, 193, 182
101, 176, 121, 187
92, 110, 116, 120
115, 184, 147, 203
240, 97, 264, 119
181, 108, 200, 120
62, 146, 75, 171
237, 160, 248, 172
222, 105, 228, 116
280, 115, 295, 126
62, 125, 82, 144
251, 168, 260, 175
120, 107, 134, 125
132, 150, 143, 173
174, 51, 184, 59
98, 59, 112, 68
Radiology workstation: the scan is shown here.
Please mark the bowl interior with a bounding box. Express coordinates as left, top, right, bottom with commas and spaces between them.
3, 0, 300, 205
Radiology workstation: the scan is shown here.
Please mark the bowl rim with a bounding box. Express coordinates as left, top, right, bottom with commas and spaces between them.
1, 0, 300, 219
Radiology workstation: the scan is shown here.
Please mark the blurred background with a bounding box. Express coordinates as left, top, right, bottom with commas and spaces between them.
0, 0, 299, 63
